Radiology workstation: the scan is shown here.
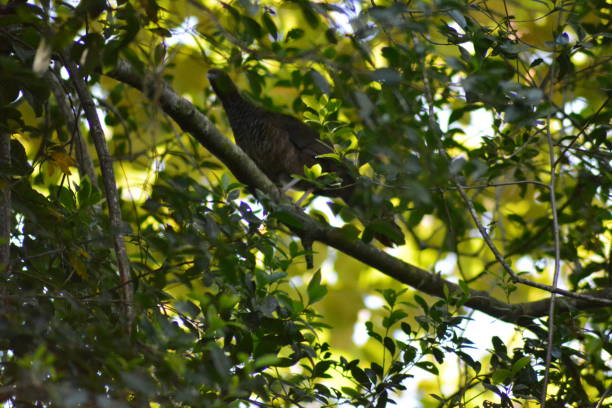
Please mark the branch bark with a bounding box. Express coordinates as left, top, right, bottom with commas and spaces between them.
63, 55, 134, 329
106, 60, 612, 334
541, 27, 563, 405
0, 132, 11, 274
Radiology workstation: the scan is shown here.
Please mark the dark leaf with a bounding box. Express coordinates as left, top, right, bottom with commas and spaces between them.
307, 270, 327, 305
350, 366, 371, 388
415, 361, 438, 375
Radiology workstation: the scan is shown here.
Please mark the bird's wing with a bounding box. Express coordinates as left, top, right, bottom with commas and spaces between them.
265, 111, 333, 157
264, 110, 355, 202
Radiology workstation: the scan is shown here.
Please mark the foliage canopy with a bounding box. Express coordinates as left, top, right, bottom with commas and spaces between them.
0, 0, 610, 407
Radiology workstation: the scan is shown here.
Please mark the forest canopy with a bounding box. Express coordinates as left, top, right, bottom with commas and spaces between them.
0, 0, 610, 407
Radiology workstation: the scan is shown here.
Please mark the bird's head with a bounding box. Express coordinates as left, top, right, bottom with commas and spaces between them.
207, 69, 239, 98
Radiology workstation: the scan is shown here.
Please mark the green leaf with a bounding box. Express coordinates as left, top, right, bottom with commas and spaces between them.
246, 69, 263, 95
307, 270, 327, 305
511, 356, 531, 375
243, 16, 263, 39
507, 213, 526, 226
309, 69, 331, 94
492, 368, 511, 384
403, 345, 417, 363
400, 322, 412, 335
365, 321, 382, 343
377, 288, 398, 307
364, 219, 405, 246
414, 295, 429, 313
298, 0, 319, 28
75, 0, 107, 19
80, 32, 104, 75
370, 68, 401, 84
312, 360, 333, 378
492, 337, 507, 355
456, 351, 480, 372
447, 9, 467, 29
499, 41, 530, 54
209, 345, 231, 380
458, 279, 470, 295
431, 347, 445, 364
382, 310, 408, 328
415, 361, 439, 375
8, 138, 31, 176
325, 28, 337, 44
286, 28, 304, 41
254, 354, 280, 369
261, 12, 277, 39
448, 104, 480, 125
381, 46, 400, 66
350, 366, 371, 388
383, 337, 396, 355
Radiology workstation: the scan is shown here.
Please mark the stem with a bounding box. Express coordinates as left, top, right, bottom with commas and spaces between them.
541, 10, 564, 404
0, 132, 11, 273
47, 71, 98, 186
62, 54, 134, 330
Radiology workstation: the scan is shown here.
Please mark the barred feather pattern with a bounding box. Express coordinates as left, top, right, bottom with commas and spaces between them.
207, 69, 353, 200
221, 95, 304, 183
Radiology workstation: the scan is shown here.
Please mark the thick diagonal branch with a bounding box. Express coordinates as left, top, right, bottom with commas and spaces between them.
63, 56, 134, 329
106, 60, 612, 333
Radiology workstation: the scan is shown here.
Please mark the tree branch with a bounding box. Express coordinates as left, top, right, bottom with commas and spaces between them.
47, 71, 98, 187
63, 55, 134, 329
453, 183, 607, 304
106, 60, 612, 334
553, 95, 610, 168
415, 37, 611, 310
0, 132, 11, 274
541, 26, 563, 404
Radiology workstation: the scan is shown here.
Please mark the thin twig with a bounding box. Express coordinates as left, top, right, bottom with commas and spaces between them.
540, 9, 565, 405
186, 0, 316, 64
595, 383, 612, 408
553, 95, 611, 168
62, 54, 134, 330
456, 183, 609, 304
0, 132, 11, 274
446, 180, 549, 190
455, 184, 516, 281
47, 71, 98, 186
556, 143, 612, 160
374, 179, 550, 192
414, 33, 609, 306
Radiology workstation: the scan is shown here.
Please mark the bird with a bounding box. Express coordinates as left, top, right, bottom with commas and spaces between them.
206, 69, 404, 259
206, 69, 354, 201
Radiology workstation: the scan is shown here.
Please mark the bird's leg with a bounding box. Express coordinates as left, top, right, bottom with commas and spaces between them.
301, 234, 314, 269
280, 177, 312, 207
295, 188, 313, 207
280, 177, 301, 194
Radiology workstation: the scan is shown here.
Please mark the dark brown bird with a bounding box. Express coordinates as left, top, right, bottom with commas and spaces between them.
207, 69, 354, 201
207, 69, 404, 251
